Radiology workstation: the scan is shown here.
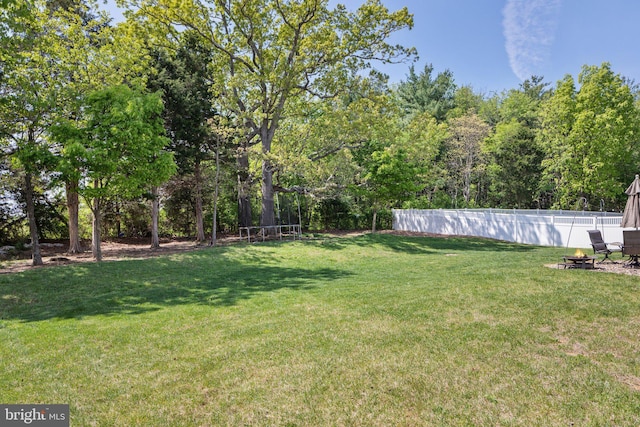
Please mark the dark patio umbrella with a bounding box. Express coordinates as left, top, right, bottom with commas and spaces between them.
621, 174, 640, 229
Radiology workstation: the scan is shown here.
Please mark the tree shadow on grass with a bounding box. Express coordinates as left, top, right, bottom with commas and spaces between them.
312, 232, 538, 254
0, 233, 539, 323
0, 249, 352, 322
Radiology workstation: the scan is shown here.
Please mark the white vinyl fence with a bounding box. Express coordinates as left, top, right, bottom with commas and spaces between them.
392, 209, 626, 249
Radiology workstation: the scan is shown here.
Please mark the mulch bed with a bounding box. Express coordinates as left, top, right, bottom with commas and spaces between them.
0, 238, 209, 274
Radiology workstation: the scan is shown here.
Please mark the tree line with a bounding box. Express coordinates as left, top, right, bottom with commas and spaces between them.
2, 0, 639, 265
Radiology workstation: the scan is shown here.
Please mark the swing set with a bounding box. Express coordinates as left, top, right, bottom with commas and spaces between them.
238, 193, 303, 243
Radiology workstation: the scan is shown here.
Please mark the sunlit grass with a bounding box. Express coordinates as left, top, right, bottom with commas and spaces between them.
1, 233, 639, 426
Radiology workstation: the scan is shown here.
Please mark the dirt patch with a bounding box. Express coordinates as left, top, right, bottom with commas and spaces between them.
0, 238, 227, 275
616, 375, 640, 392
0, 232, 365, 275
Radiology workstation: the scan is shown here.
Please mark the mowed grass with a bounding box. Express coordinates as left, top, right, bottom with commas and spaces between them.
1, 233, 639, 426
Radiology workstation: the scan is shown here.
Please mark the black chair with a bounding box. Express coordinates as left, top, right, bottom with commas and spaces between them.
587, 230, 622, 263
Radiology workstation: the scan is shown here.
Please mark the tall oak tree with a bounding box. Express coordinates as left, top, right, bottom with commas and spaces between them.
122, 0, 415, 227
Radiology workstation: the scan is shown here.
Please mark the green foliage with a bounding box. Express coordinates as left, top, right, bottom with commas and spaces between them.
163, 176, 204, 236
50, 84, 176, 258
443, 113, 491, 207
447, 85, 487, 120
1, 0, 154, 254
113, 199, 151, 238
148, 31, 217, 175
483, 78, 547, 208
399, 112, 448, 201
396, 63, 456, 122
31, 191, 69, 240
125, 0, 416, 226
484, 119, 543, 207
573, 64, 640, 201
311, 197, 355, 230
4, 0, 640, 237
0, 1, 62, 171
0, 174, 67, 242
54, 85, 176, 202
0, 0, 31, 68
539, 63, 640, 210
355, 144, 422, 211
272, 75, 399, 195
538, 75, 577, 207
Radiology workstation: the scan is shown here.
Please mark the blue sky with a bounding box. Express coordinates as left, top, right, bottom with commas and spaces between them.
357, 0, 640, 94
103, 0, 640, 95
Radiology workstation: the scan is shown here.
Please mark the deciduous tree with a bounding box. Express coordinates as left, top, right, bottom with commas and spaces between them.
539, 64, 640, 209
483, 77, 548, 208
122, 0, 415, 227
52, 86, 175, 260
444, 114, 491, 206
0, 0, 63, 264
357, 145, 421, 232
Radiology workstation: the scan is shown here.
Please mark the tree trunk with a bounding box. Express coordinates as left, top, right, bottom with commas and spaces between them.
66, 180, 83, 254
212, 143, 220, 247
260, 158, 276, 228
91, 193, 102, 261
24, 173, 43, 266
115, 200, 121, 238
237, 145, 252, 228
260, 124, 276, 229
194, 162, 206, 243
371, 209, 378, 234
150, 186, 160, 249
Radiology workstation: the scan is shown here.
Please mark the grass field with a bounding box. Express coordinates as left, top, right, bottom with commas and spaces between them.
1, 233, 639, 426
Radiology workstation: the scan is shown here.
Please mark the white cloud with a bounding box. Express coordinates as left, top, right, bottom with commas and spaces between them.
502, 0, 562, 81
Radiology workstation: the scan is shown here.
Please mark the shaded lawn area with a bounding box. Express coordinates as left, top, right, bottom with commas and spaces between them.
1, 233, 639, 426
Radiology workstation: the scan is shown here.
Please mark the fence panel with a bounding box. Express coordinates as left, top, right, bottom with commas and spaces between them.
392, 209, 625, 248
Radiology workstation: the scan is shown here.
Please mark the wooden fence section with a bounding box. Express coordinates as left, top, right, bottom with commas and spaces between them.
392, 209, 625, 249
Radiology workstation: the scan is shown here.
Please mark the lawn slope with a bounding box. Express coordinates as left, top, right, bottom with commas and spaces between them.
1, 234, 639, 426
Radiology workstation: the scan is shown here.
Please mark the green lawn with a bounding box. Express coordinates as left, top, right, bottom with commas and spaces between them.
1, 233, 639, 426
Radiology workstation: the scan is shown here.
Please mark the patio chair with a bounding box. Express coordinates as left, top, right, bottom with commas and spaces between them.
623, 230, 640, 267
587, 230, 622, 263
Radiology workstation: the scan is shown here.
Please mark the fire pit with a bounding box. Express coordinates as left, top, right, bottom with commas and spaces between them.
562, 250, 597, 269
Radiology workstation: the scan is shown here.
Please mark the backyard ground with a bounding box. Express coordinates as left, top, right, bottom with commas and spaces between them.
0, 231, 377, 274
2, 231, 639, 277
1, 232, 639, 425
